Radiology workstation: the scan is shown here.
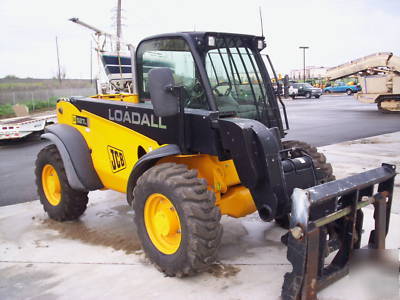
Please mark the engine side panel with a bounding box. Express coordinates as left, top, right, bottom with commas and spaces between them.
56, 100, 160, 193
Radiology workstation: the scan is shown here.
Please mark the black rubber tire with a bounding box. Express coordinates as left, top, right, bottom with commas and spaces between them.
133, 163, 222, 277
35, 144, 89, 221
305, 92, 311, 99
275, 141, 336, 229
325, 90, 331, 94
346, 89, 353, 95
290, 95, 296, 99
314, 95, 320, 99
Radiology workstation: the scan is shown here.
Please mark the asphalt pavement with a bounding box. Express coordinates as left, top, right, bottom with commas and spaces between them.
0, 94, 399, 206
284, 94, 400, 146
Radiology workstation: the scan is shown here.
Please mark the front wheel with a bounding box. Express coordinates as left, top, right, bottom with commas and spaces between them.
305, 92, 311, 99
133, 163, 222, 277
346, 89, 353, 95
314, 95, 320, 99
35, 145, 88, 221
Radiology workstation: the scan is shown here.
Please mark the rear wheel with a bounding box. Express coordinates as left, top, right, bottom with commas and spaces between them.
290, 95, 296, 99
305, 92, 311, 99
325, 90, 331, 94
346, 89, 353, 95
314, 95, 320, 99
35, 145, 88, 221
275, 141, 335, 229
133, 163, 222, 277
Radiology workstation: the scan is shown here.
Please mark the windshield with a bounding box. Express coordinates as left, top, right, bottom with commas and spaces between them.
205, 41, 269, 119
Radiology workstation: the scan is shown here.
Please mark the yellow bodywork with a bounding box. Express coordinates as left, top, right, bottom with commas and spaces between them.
57, 99, 159, 193
90, 93, 140, 103
57, 95, 257, 218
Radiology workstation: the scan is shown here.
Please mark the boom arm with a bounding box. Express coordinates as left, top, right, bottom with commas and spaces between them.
326, 52, 400, 80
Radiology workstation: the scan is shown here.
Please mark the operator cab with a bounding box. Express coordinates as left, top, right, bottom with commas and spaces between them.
136, 32, 285, 132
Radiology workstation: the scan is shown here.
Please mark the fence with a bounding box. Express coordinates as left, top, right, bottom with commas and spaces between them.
0, 88, 96, 117
0, 88, 96, 105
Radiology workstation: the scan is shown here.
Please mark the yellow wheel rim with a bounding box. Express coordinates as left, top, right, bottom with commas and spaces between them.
144, 193, 182, 255
42, 164, 61, 206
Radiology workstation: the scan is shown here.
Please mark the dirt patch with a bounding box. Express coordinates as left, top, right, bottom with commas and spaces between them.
207, 263, 241, 278
41, 218, 141, 254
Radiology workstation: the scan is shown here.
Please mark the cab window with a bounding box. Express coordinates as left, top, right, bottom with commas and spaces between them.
136, 38, 208, 109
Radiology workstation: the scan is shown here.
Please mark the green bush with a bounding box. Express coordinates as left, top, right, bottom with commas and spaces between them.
0, 104, 14, 116
0, 97, 58, 117
26, 98, 57, 111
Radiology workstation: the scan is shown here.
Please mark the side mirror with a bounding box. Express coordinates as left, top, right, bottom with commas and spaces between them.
148, 68, 179, 117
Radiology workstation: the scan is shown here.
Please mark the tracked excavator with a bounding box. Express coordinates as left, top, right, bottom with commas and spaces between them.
327, 52, 400, 113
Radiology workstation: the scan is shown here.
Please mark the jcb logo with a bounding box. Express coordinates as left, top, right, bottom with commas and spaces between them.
107, 146, 126, 173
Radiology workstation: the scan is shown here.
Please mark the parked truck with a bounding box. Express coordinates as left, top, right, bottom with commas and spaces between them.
326, 52, 400, 113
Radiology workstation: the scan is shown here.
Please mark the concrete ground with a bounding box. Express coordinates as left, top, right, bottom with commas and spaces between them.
0, 133, 399, 300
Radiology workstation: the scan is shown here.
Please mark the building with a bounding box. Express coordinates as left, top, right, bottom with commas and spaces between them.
290, 66, 327, 80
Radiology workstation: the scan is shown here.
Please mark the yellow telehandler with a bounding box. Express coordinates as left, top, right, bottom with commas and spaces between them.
35, 31, 396, 300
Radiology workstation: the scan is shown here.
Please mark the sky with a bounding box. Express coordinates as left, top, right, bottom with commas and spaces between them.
1, 0, 400, 79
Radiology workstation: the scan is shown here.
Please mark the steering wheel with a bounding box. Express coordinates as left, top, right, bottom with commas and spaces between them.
185, 79, 206, 107
213, 82, 232, 97
192, 79, 204, 99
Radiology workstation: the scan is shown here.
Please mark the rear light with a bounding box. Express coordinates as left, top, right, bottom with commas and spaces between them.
8, 126, 14, 129
1, 127, 6, 130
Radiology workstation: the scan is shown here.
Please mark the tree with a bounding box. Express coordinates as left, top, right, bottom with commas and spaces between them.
3, 75, 19, 80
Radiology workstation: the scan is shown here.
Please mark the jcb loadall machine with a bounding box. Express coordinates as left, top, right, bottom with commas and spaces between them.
35, 32, 396, 299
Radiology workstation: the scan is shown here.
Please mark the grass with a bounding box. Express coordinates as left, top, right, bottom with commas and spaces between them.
0, 104, 14, 117
0, 96, 58, 118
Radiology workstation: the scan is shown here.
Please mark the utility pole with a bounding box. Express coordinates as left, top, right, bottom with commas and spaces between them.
116, 0, 122, 51
90, 40, 93, 84
299, 46, 309, 82
56, 36, 62, 85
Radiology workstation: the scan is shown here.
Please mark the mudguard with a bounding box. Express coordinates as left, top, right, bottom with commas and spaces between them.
126, 144, 181, 205
41, 124, 103, 191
